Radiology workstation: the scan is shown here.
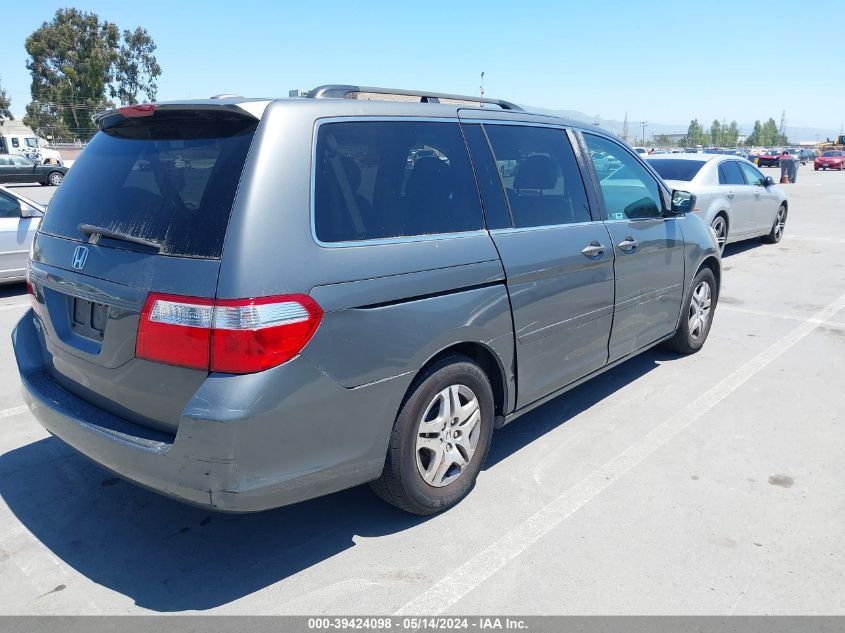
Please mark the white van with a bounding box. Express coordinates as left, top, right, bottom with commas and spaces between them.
0, 133, 63, 165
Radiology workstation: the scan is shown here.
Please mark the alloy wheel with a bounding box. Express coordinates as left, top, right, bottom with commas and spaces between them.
774, 206, 786, 240
688, 281, 712, 341
415, 384, 481, 488
711, 216, 727, 254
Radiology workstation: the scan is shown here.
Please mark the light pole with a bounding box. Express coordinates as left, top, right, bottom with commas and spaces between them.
640, 121, 648, 145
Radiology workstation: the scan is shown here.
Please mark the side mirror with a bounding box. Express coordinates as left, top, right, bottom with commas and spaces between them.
18, 201, 40, 218
669, 190, 696, 215
763, 176, 774, 187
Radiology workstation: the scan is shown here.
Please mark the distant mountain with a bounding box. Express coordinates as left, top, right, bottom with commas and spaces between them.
523, 105, 840, 144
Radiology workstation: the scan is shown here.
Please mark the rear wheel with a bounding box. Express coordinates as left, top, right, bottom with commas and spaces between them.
710, 215, 728, 255
665, 268, 717, 354
47, 171, 63, 186
371, 355, 495, 514
762, 204, 787, 244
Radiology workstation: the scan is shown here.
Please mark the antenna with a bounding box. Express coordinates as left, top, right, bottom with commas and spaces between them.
479, 72, 485, 100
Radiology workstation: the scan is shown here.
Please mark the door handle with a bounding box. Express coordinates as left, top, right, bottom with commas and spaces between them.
581, 241, 605, 259
754, 191, 761, 198
618, 237, 639, 252
726, 191, 734, 199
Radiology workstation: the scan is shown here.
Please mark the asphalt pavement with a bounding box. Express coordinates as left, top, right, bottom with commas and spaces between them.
1, 165, 843, 615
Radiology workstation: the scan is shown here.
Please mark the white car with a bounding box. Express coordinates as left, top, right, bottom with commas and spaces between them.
0, 186, 43, 283
646, 153, 787, 254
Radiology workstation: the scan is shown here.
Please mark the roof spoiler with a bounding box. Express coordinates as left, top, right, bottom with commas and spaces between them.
92, 102, 260, 131
306, 84, 523, 111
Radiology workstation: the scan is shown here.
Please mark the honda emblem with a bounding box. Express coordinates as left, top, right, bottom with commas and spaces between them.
72, 246, 89, 270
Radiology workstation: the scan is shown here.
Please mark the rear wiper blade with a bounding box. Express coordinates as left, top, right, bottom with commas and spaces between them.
78, 223, 162, 251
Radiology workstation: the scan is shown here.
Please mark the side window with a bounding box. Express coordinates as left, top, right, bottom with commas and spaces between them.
483, 124, 591, 228
461, 124, 511, 229
11, 138, 20, 148
584, 134, 663, 220
738, 161, 765, 187
718, 161, 745, 185
0, 194, 21, 218
0, 157, 10, 166
11, 156, 31, 166
314, 121, 483, 242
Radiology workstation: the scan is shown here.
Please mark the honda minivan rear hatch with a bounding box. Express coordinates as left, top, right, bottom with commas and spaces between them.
30, 105, 259, 433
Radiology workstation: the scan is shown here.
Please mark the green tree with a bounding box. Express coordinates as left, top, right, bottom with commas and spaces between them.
710, 119, 722, 146
686, 119, 706, 147
762, 118, 780, 146
725, 121, 740, 146
0, 76, 13, 120
746, 120, 764, 146
22, 8, 161, 140
653, 134, 674, 147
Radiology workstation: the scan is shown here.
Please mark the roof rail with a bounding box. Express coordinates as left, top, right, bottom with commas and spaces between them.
306, 84, 523, 111
210, 93, 243, 99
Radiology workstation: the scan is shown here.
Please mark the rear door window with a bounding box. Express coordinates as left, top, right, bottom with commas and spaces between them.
314, 120, 483, 242
718, 161, 745, 185
38, 111, 258, 258
483, 124, 591, 228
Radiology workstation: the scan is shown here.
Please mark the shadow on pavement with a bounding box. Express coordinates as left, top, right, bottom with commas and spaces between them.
0, 347, 673, 611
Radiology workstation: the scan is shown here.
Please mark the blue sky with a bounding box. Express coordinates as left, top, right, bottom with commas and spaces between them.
2, 0, 843, 135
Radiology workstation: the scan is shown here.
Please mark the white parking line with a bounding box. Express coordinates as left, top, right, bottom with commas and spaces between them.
396, 291, 845, 616
0, 405, 28, 419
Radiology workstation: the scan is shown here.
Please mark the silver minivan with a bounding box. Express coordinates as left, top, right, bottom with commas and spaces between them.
12, 86, 721, 514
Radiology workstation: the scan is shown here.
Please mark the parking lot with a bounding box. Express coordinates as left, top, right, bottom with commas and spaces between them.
1, 166, 843, 615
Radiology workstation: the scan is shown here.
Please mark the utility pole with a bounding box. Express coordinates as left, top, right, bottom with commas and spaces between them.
622, 113, 629, 143
640, 121, 648, 145
779, 110, 787, 138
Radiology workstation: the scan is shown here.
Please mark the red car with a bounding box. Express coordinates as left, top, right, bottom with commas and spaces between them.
814, 150, 845, 171
756, 150, 782, 168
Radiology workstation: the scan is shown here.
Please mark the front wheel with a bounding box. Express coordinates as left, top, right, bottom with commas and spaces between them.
371, 356, 495, 514
664, 268, 717, 354
761, 204, 787, 244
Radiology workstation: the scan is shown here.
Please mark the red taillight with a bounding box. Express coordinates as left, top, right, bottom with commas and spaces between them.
136, 293, 322, 374
119, 104, 157, 117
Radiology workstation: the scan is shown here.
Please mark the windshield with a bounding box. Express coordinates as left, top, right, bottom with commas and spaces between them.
646, 159, 706, 181
39, 111, 257, 259
822, 151, 843, 157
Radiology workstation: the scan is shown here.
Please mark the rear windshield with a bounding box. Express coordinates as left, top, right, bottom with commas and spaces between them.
647, 159, 706, 181
39, 110, 257, 258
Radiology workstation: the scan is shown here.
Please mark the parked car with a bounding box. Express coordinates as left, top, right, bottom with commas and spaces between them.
13, 87, 720, 515
756, 150, 782, 168
814, 150, 845, 170
646, 154, 787, 255
632, 146, 648, 155
796, 148, 817, 164
0, 154, 67, 185
0, 186, 43, 283
589, 149, 622, 175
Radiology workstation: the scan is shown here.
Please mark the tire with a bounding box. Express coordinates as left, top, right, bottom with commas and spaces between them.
710, 214, 728, 255
370, 355, 495, 514
814, 167, 819, 171
761, 204, 787, 244
664, 268, 717, 354
47, 171, 64, 186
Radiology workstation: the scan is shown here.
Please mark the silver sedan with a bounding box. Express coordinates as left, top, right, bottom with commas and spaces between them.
646, 154, 788, 254
0, 186, 43, 283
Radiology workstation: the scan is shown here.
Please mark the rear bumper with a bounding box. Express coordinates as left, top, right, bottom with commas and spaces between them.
13, 309, 410, 512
